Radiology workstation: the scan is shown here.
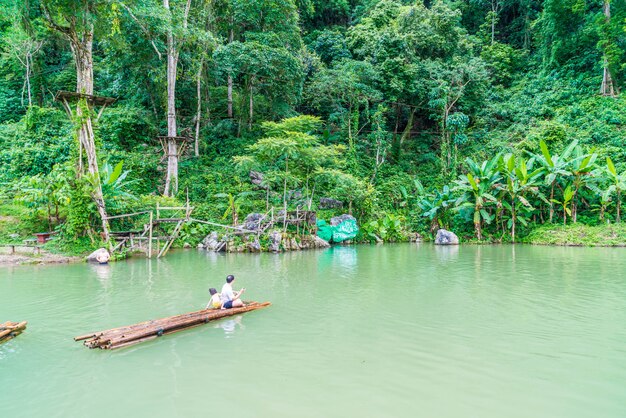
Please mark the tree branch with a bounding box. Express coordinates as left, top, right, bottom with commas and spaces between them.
117, 2, 163, 60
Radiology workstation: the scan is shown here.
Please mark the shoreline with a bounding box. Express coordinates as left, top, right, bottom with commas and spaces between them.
3, 224, 626, 267
0, 252, 82, 266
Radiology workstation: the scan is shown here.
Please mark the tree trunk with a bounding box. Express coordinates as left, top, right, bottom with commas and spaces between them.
227, 28, 234, 118
70, 30, 111, 243
163, 0, 179, 197
549, 182, 555, 223
511, 197, 516, 243
195, 58, 203, 157
601, 0, 618, 97
25, 52, 32, 107
618, 189, 622, 223
248, 77, 254, 129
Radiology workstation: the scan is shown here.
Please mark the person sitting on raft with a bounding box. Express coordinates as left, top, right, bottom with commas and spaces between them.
221, 274, 245, 309
206, 288, 222, 309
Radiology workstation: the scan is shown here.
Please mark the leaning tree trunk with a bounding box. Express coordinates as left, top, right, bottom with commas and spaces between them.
163, 0, 179, 197
70, 30, 111, 243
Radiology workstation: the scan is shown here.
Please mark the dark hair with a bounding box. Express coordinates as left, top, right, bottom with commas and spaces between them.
209, 288, 217, 295
226, 275, 235, 283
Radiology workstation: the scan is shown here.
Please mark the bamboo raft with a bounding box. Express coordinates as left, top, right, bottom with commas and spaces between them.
75, 302, 271, 350
0, 321, 27, 344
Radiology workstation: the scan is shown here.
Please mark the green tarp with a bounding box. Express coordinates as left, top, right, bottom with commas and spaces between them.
316, 219, 359, 243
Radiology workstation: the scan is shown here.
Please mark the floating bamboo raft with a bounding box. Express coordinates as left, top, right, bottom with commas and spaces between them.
75, 302, 271, 350
0, 321, 27, 344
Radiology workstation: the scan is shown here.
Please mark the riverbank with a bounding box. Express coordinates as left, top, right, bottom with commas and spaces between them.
0, 252, 81, 266
523, 224, 626, 247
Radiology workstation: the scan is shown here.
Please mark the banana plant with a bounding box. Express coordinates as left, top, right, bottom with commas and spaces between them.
415, 182, 455, 234
568, 146, 598, 223
214, 191, 258, 226
605, 157, 626, 223
497, 154, 547, 242
453, 155, 500, 240
98, 161, 138, 211
551, 185, 574, 225
532, 139, 575, 222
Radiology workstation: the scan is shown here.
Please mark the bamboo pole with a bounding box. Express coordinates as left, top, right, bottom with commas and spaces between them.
148, 211, 153, 258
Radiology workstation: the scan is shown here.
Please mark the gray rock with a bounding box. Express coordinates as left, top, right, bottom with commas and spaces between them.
201, 231, 226, 251
409, 232, 422, 242
312, 236, 330, 248
434, 229, 459, 245
269, 231, 282, 252
86, 248, 110, 263
246, 236, 261, 252
330, 214, 356, 226
243, 213, 266, 231
319, 197, 343, 209
250, 170, 268, 189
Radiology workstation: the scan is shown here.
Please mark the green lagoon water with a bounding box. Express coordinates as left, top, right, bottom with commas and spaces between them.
1, 244, 626, 417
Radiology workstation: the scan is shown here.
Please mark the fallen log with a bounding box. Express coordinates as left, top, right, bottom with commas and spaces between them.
76, 302, 270, 350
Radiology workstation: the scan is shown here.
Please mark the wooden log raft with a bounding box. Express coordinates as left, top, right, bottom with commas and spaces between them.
0, 321, 27, 344
75, 302, 270, 350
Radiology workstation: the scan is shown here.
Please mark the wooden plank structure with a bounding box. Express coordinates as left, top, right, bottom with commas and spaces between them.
104, 195, 316, 258
0, 321, 27, 344
157, 135, 193, 163
75, 302, 271, 350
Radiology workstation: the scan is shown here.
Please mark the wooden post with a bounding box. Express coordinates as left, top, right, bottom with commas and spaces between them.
148, 211, 153, 258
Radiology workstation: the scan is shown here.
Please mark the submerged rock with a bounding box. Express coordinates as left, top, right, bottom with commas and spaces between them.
434, 229, 459, 245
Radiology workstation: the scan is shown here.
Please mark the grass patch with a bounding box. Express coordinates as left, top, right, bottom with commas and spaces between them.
523, 223, 626, 246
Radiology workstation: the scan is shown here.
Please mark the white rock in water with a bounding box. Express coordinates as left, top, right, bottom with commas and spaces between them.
434, 229, 459, 245
86, 248, 111, 262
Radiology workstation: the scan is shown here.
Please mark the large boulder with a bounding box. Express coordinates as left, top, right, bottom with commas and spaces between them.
86, 248, 110, 263
330, 214, 356, 226
434, 229, 459, 245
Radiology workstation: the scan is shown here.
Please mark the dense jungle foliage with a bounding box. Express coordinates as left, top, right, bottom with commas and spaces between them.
1, 0, 626, 250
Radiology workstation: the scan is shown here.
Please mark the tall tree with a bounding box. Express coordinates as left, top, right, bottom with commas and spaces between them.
41, 0, 111, 242
163, 0, 192, 197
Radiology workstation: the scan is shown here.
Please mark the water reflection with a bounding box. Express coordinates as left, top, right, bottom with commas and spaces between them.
214, 315, 243, 337
90, 263, 112, 282
434, 244, 459, 262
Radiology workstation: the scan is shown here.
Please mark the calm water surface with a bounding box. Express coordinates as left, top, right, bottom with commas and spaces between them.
1, 244, 626, 417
